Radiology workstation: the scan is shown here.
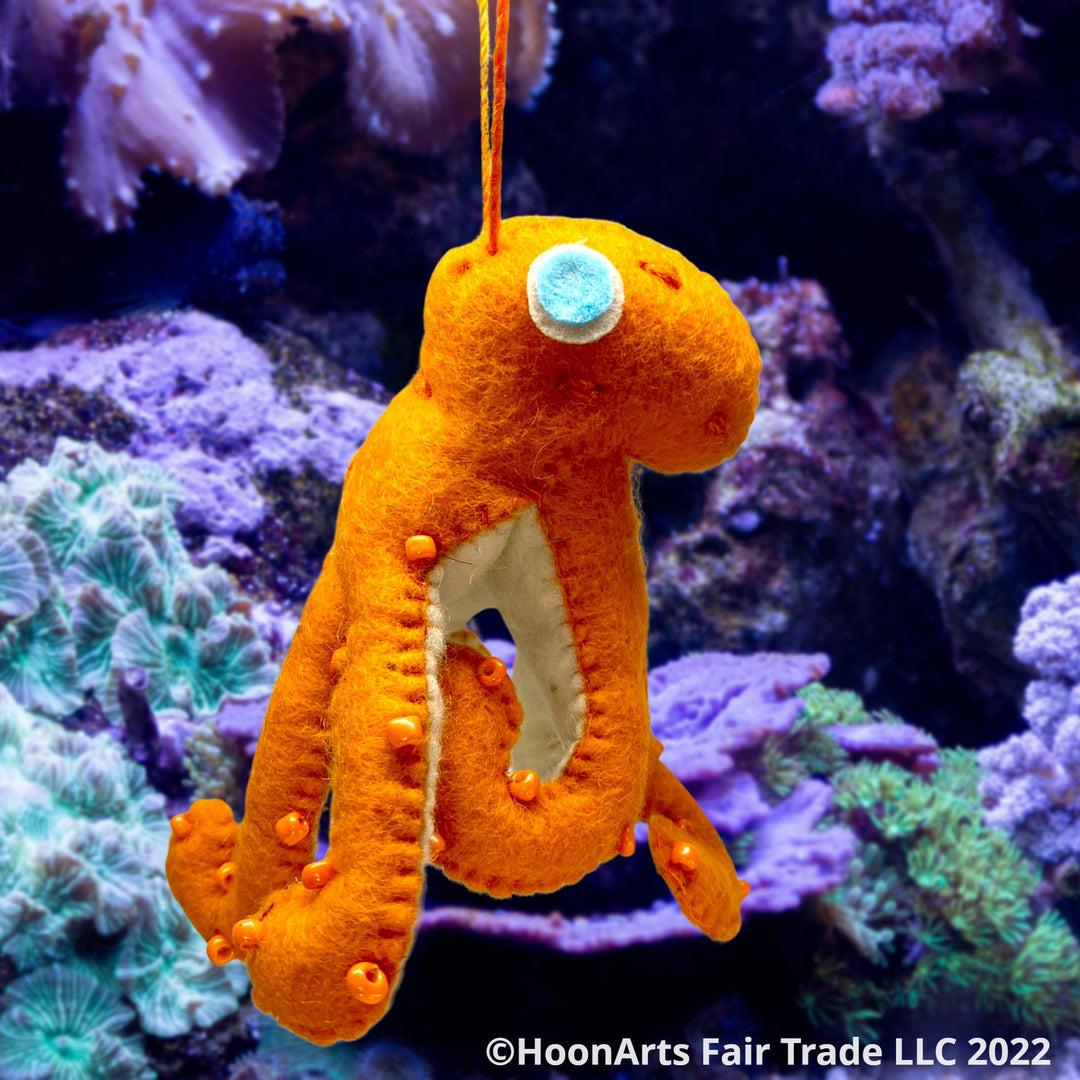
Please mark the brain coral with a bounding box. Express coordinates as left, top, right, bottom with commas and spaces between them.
0, 0, 555, 228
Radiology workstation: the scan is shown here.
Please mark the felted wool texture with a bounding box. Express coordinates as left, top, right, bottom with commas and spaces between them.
434, 641, 635, 896
165, 210, 761, 1048
418, 215, 761, 480
644, 751, 745, 943
431, 461, 654, 897
165, 798, 237, 942
431, 506, 587, 784
166, 559, 345, 945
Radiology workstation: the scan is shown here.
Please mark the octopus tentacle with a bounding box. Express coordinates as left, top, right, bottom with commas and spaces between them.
643, 747, 747, 943
430, 463, 653, 895
234, 539, 436, 1043
166, 553, 343, 947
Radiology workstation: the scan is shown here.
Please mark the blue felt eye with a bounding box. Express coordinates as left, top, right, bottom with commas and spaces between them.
527, 244, 624, 344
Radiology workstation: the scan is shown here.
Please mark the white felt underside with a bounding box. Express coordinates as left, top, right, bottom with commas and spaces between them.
420, 507, 587, 854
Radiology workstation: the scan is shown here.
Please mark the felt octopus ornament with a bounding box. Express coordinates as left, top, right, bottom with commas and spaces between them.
166, 0, 762, 1046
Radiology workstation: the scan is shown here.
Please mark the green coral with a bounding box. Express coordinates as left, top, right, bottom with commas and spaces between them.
801, 732, 1080, 1039
757, 682, 880, 799
0, 439, 275, 723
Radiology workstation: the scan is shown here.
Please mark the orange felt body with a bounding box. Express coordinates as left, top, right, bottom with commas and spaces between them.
166, 214, 760, 1044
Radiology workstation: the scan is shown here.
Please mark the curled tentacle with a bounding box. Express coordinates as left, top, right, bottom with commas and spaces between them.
644, 747, 747, 942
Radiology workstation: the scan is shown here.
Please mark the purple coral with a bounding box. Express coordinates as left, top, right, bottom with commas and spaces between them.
721, 274, 849, 404
816, 0, 1019, 122
739, 779, 856, 913
649, 653, 854, 915
0, 312, 384, 538
649, 651, 829, 781
825, 721, 940, 774
979, 574, 1080, 862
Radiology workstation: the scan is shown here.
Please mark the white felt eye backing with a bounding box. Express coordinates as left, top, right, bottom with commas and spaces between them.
527, 244, 625, 344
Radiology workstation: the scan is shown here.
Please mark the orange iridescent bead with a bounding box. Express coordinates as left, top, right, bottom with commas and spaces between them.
617, 825, 636, 857
739, 879, 752, 899
232, 918, 264, 950
275, 811, 310, 847
508, 769, 540, 804
386, 716, 423, 749
207, 934, 234, 966
215, 862, 236, 891
346, 962, 389, 1005
302, 858, 337, 890
429, 832, 447, 858
330, 646, 348, 677
670, 841, 700, 871
477, 656, 507, 688
170, 814, 193, 839
404, 534, 437, 562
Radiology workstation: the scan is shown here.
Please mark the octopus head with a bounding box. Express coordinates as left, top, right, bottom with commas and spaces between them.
419, 215, 761, 473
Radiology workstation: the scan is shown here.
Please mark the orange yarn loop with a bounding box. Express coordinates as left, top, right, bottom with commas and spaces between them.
477, 0, 509, 254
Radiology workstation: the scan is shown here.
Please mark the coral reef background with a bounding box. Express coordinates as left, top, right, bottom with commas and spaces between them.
3, 0, 1080, 1076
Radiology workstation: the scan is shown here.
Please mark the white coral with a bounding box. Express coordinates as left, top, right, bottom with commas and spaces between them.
2, 0, 556, 229
3, 0, 343, 229
346, 0, 556, 150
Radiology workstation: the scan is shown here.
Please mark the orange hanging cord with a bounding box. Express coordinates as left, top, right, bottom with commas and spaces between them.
478, 0, 509, 254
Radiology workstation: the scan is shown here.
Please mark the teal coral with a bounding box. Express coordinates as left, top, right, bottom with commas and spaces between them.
0, 438, 275, 724
0, 683, 247, 1039
802, 733, 1080, 1038
227, 1018, 433, 1080
117, 878, 250, 1038
0, 964, 152, 1080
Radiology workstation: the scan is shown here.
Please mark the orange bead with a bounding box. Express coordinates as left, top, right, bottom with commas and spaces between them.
739, 879, 752, 899
429, 832, 446, 858
346, 961, 389, 1005
330, 646, 348, 677
275, 811, 310, 847
207, 934, 234, 966
617, 825, 636, 857
302, 858, 337, 890
670, 841, 700, 871
477, 656, 507, 688
386, 716, 423, 749
404, 534, 437, 562
508, 769, 540, 803
232, 918, 264, 950
170, 814, 193, 840
215, 862, 236, 891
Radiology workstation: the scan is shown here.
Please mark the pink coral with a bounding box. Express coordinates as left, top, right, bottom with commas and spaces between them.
816, 0, 1018, 121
